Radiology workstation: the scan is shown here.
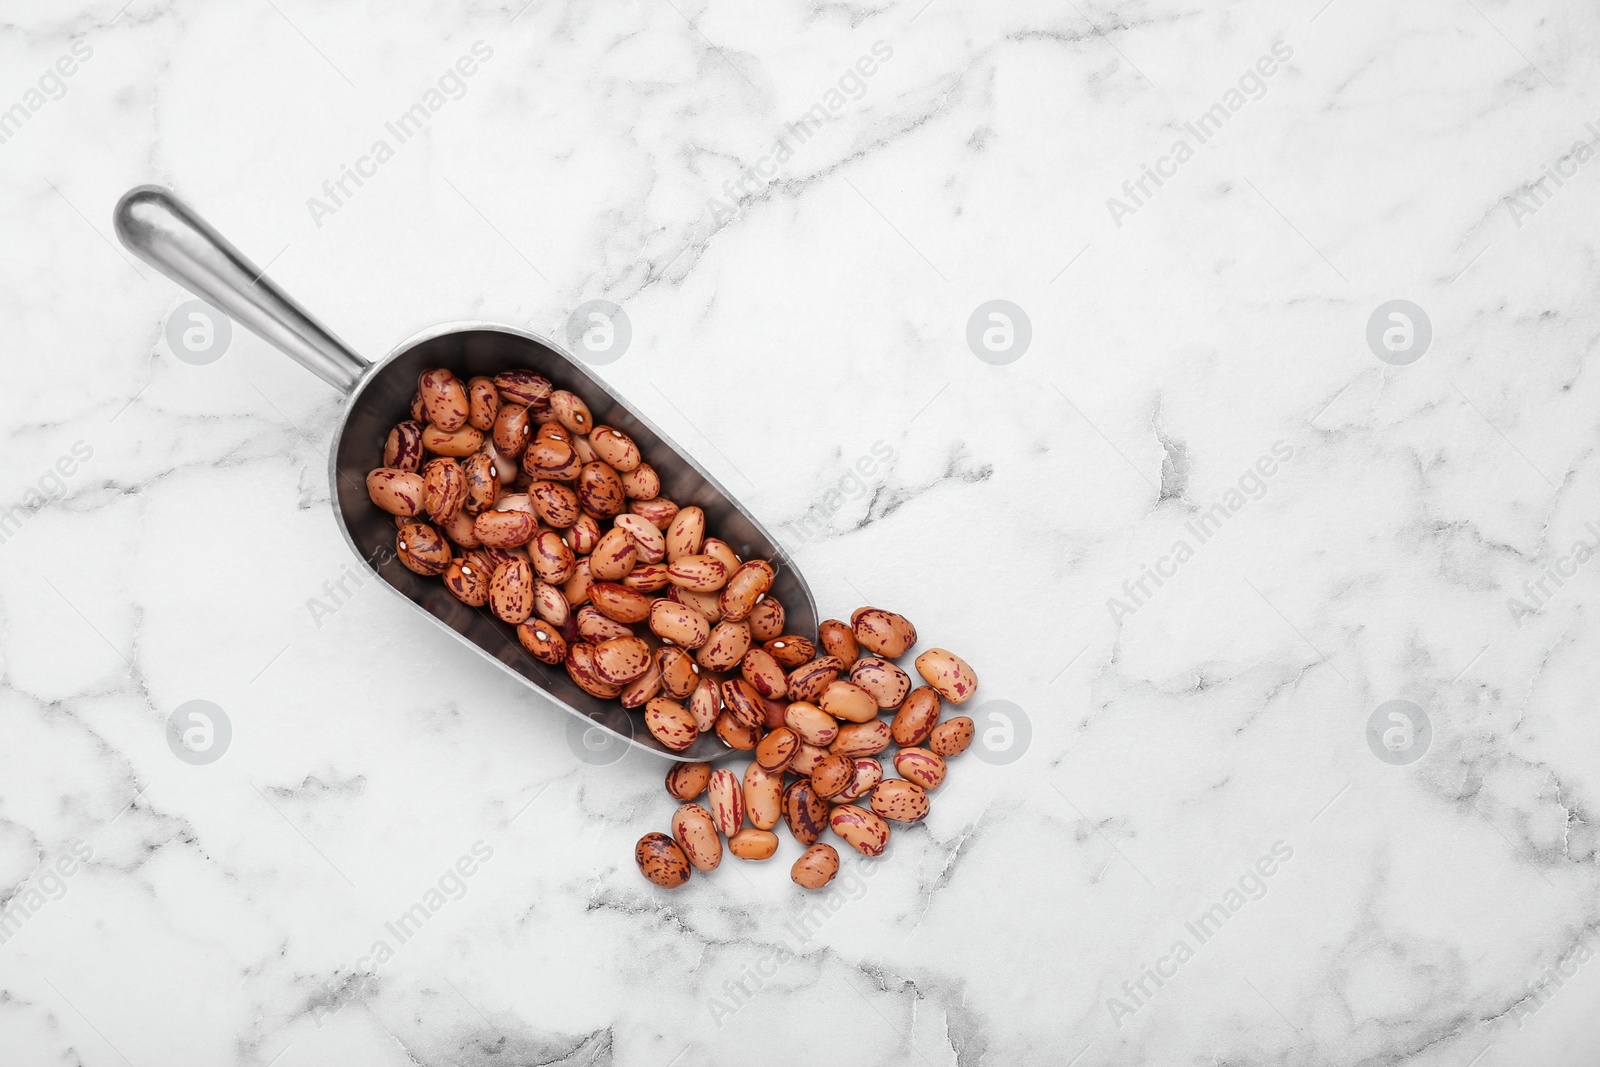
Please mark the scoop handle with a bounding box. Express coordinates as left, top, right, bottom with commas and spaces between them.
114, 185, 369, 394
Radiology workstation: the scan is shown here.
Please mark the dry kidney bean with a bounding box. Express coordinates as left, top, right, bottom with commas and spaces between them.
830, 720, 891, 758
791, 843, 840, 888
673, 587, 724, 623
763, 635, 814, 668
787, 657, 841, 703
562, 558, 592, 607
850, 607, 917, 658
791, 742, 827, 775
384, 422, 424, 471
891, 686, 941, 747
493, 403, 531, 457
588, 526, 636, 582
850, 657, 911, 710
532, 580, 568, 626
593, 636, 652, 684
833, 757, 883, 803
671, 804, 721, 871
740, 648, 787, 700
533, 419, 571, 445
819, 679, 878, 724
702, 538, 739, 576
720, 560, 774, 622
578, 461, 626, 519
783, 780, 830, 846
755, 727, 799, 772
665, 761, 711, 801
516, 619, 566, 664
656, 647, 700, 699
744, 764, 782, 830
644, 698, 696, 751
621, 665, 662, 708
488, 559, 534, 623
397, 523, 451, 575
817, 619, 859, 669
870, 780, 929, 823
531, 530, 576, 584
747, 598, 785, 642
784, 702, 838, 746
493, 369, 551, 406
636, 833, 691, 888
893, 748, 946, 790
467, 377, 499, 431
441, 510, 479, 548
613, 514, 665, 562
720, 679, 765, 731
549, 390, 591, 433
707, 769, 743, 835
621, 463, 659, 500
650, 599, 710, 648
419, 369, 469, 431
474, 509, 536, 549
631, 497, 679, 528
589, 426, 640, 471
525, 433, 580, 481
495, 493, 535, 516
462, 453, 498, 515
929, 717, 975, 757
667, 554, 727, 593
760, 694, 787, 731
444, 557, 490, 606
589, 581, 652, 624
622, 562, 672, 593
566, 642, 622, 698
421, 424, 484, 457
829, 804, 890, 857
914, 648, 978, 704
696, 620, 750, 672
367, 469, 425, 516
715, 712, 759, 750
478, 546, 523, 573
728, 828, 778, 860
688, 678, 720, 732
571, 430, 599, 467
529, 481, 581, 527
665, 506, 705, 561
422, 459, 467, 522
810, 753, 854, 799
485, 442, 518, 484
566, 514, 602, 556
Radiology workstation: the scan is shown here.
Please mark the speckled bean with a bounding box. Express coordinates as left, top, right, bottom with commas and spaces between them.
791, 843, 840, 888
665, 761, 711, 802
914, 648, 978, 704
929, 717, 975, 757
708, 768, 744, 836
672, 803, 722, 871
893, 748, 947, 790
367, 468, 425, 516
644, 697, 697, 752
635, 832, 690, 888
850, 606, 917, 658
828, 804, 890, 857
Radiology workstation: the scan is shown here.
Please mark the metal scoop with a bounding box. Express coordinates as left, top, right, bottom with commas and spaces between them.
114, 185, 814, 761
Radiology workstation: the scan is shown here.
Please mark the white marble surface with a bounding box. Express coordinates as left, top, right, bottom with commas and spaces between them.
3, 0, 1600, 1063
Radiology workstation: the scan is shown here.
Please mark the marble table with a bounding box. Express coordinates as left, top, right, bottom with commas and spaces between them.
2, 0, 1598, 1063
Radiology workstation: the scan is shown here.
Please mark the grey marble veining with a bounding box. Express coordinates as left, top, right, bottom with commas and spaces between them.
2, 0, 1599, 1064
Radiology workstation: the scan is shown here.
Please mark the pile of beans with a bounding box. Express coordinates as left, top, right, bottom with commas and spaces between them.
365, 367, 978, 892
637, 604, 978, 890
